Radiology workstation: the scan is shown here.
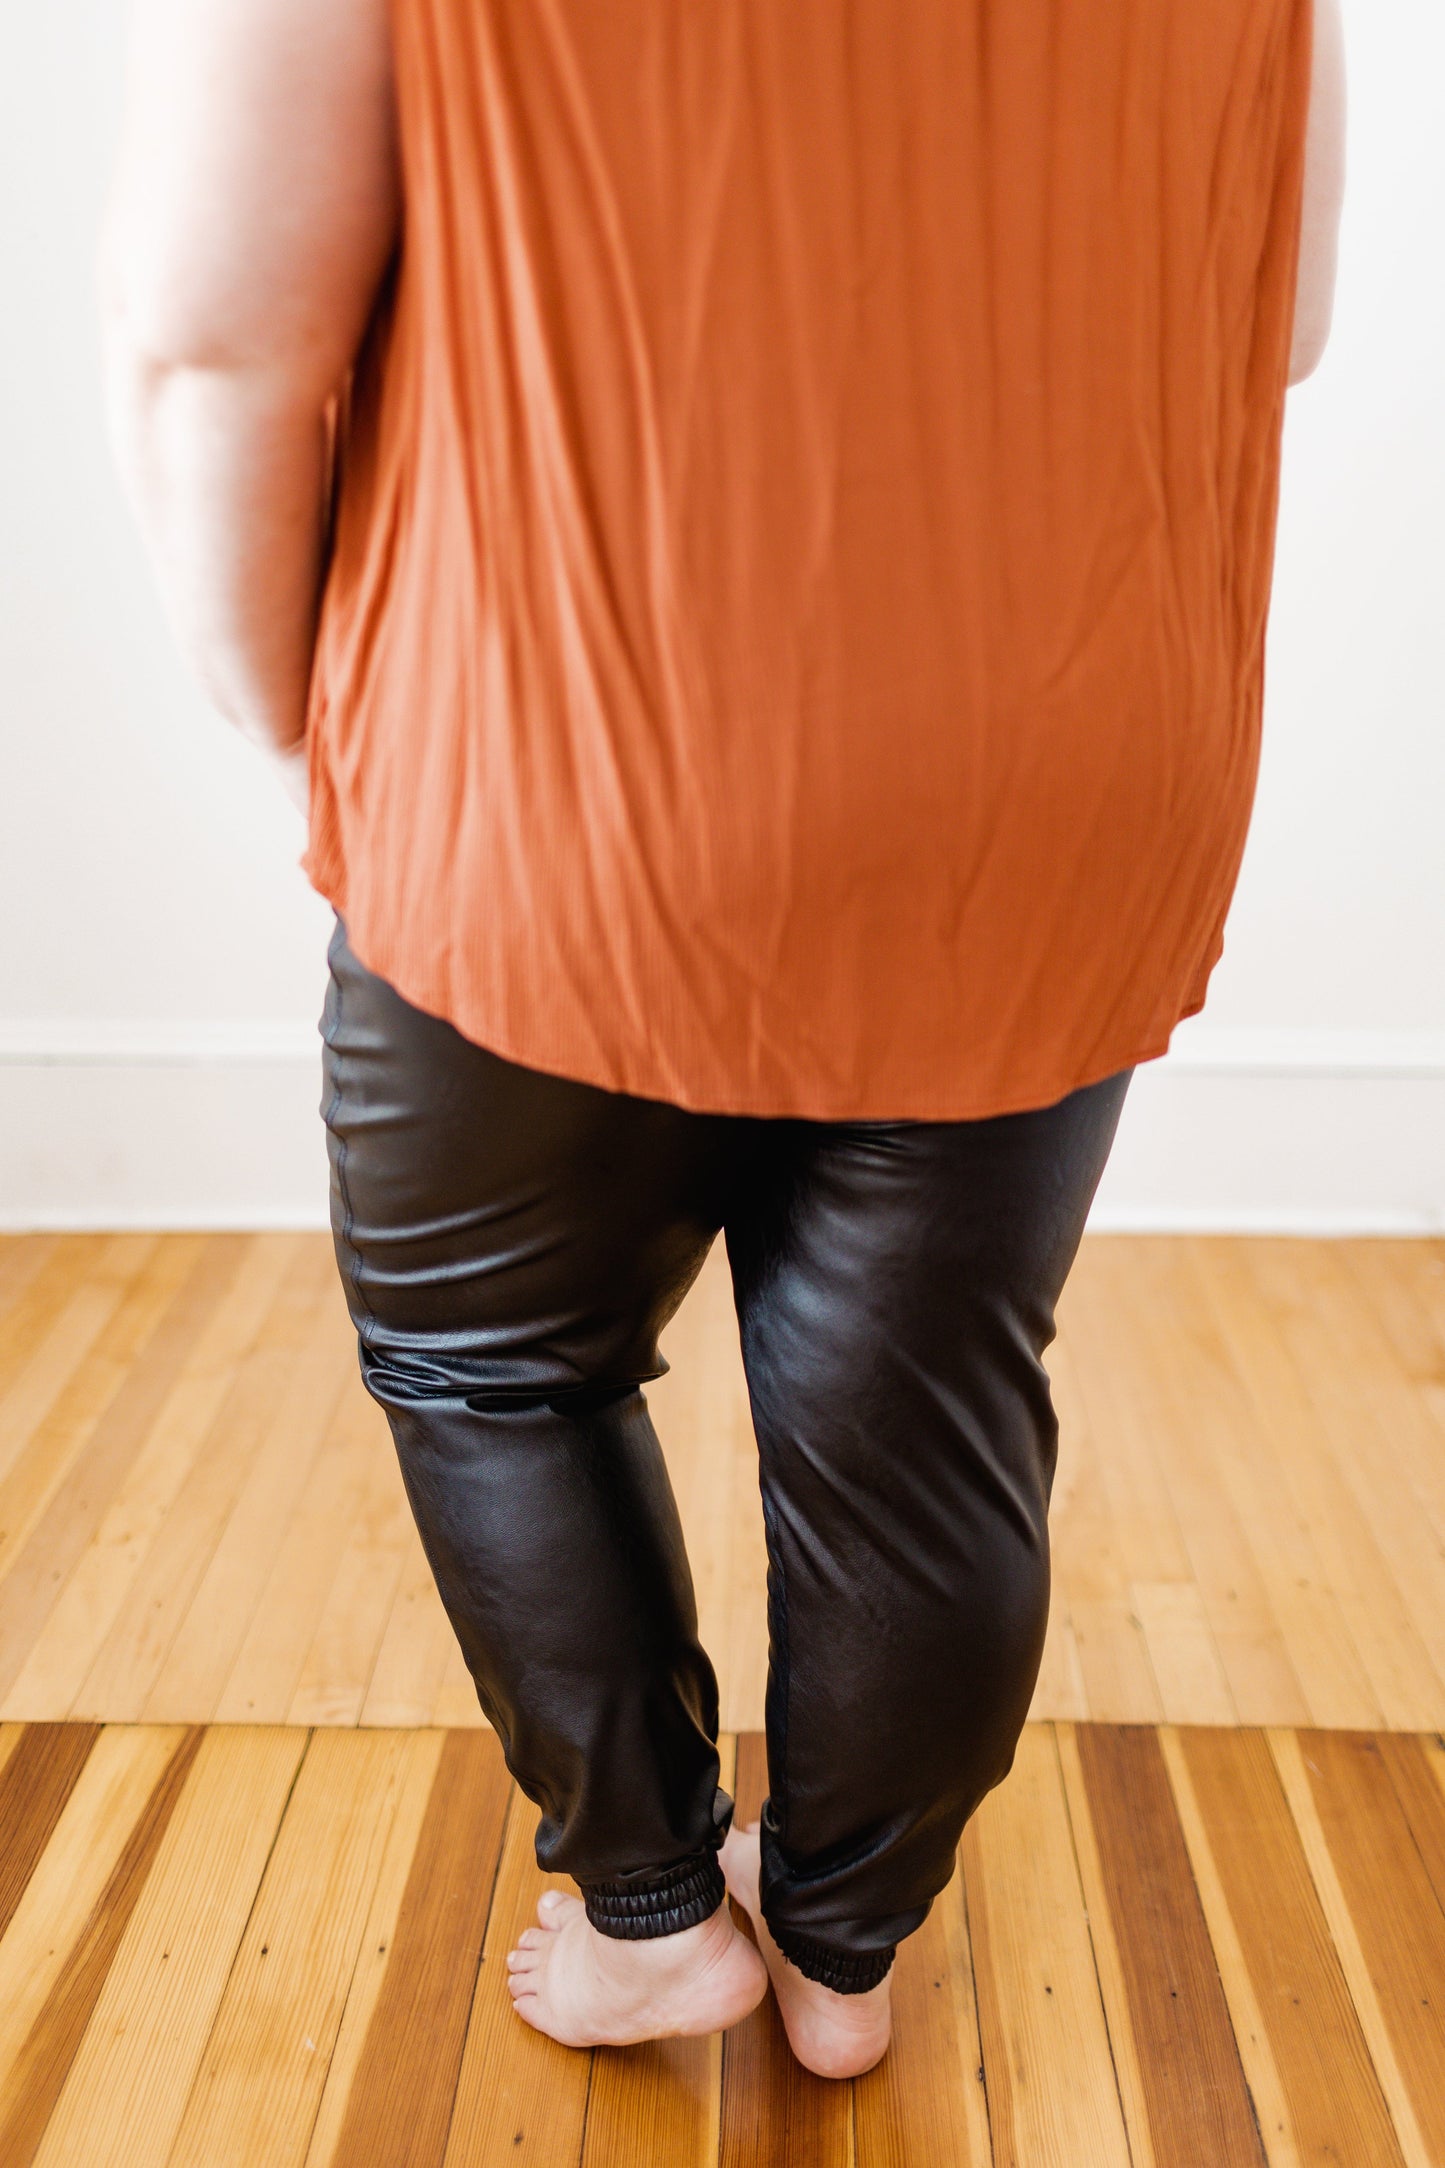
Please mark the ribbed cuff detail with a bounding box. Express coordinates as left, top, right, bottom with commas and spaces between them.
770, 1923, 897, 1995
582, 1850, 727, 1940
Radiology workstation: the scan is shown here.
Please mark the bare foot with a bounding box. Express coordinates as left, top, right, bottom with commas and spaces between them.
720, 1823, 893, 2079
506, 1887, 767, 2049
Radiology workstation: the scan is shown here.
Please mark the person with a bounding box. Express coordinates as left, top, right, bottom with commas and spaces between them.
99, 0, 1345, 2081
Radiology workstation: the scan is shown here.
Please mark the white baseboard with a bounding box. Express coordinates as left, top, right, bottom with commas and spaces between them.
0, 1057, 330, 1230
0, 1023, 1442, 1232
1090, 1065, 1445, 1233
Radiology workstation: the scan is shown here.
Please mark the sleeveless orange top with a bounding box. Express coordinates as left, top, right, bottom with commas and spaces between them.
303, 0, 1313, 1119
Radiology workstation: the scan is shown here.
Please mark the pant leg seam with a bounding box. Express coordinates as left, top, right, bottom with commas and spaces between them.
324, 964, 378, 1351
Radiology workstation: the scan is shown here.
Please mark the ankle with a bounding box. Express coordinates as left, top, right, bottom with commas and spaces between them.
593, 1898, 736, 1971
794, 1968, 892, 2020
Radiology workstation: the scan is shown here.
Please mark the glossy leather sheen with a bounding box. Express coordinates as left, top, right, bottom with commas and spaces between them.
320, 919, 1130, 1987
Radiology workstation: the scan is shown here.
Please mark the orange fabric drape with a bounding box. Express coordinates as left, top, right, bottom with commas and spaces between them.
304, 0, 1313, 1119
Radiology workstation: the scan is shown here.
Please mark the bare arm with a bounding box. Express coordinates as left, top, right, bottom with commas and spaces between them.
1288, 0, 1346, 386
98, 0, 399, 805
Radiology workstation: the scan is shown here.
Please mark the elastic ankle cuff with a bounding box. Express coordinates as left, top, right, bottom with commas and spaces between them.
581, 1850, 727, 1940
769, 1924, 896, 1995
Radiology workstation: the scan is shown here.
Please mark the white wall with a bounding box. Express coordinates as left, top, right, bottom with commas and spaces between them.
3, 0, 1442, 1230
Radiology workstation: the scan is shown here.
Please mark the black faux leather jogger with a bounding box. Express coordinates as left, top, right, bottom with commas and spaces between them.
320, 919, 1130, 1993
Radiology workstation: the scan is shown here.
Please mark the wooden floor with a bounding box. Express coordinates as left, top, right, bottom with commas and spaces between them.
0, 1715, 1442, 2166
1, 1231, 1443, 1731
2, 1233, 1445, 2163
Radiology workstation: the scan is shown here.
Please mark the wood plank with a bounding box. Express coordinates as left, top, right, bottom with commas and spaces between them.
1267, 1728, 1431, 2168
442, 1788, 592, 2168
1241, 1245, 1445, 1713
1026, 1597, 1089, 1724
0, 1727, 188, 2103
1191, 1240, 1441, 1730
583, 2036, 722, 2168
962, 1722, 1131, 2168
0, 1721, 100, 1940
1143, 1239, 1385, 1728
360, 1542, 458, 1729
1293, 1243, 1445, 1547
0, 1238, 247, 1709
1152, 1730, 1296, 2168
853, 1862, 990, 2168
69, 1236, 324, 1721
0, 1725, 204, 2167
0, 1719, 26, 1786
431, 1633, 488, 1728
1166, 1236, 1388, 1728
285, 1406, 415, 1727
1377, 1732, 1445, 1913
33, 1727, 307, 2168
0, 1237, 174, 1587
166, 1727, 412, 2168
0, 1235, 59, 1330
140, 1286, 355, 1722
0, 1238, 267, 1720
1290, 1729, 1445, 2164
1073, 1723, 1265, 2166
1058, 1248, 1198, 1585
1340, 1239, 1445, 1383
1047, 1333, 1167, 1724
304, 1731, 448, 2168
1053, 1724, 1157, 2168
1078, 1242, 1308, 1726
1062, 1240, 1300, 1720
1344, 1243, 1445, 1491
580, 1736, 737, 2168
0, 1237, 129, 1481
1129, 1579, 1236, 1726
212, 1385, 388, 1723
936, 1844, 1002, 2167
0, 1237, 103, 1394
1424, 1728, 1445, 1812
1168, 1724, 1404, 2168
720, 1731, 852, 2168
324, 1731, 510, 2168
1059, 1596, 1164, 1726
